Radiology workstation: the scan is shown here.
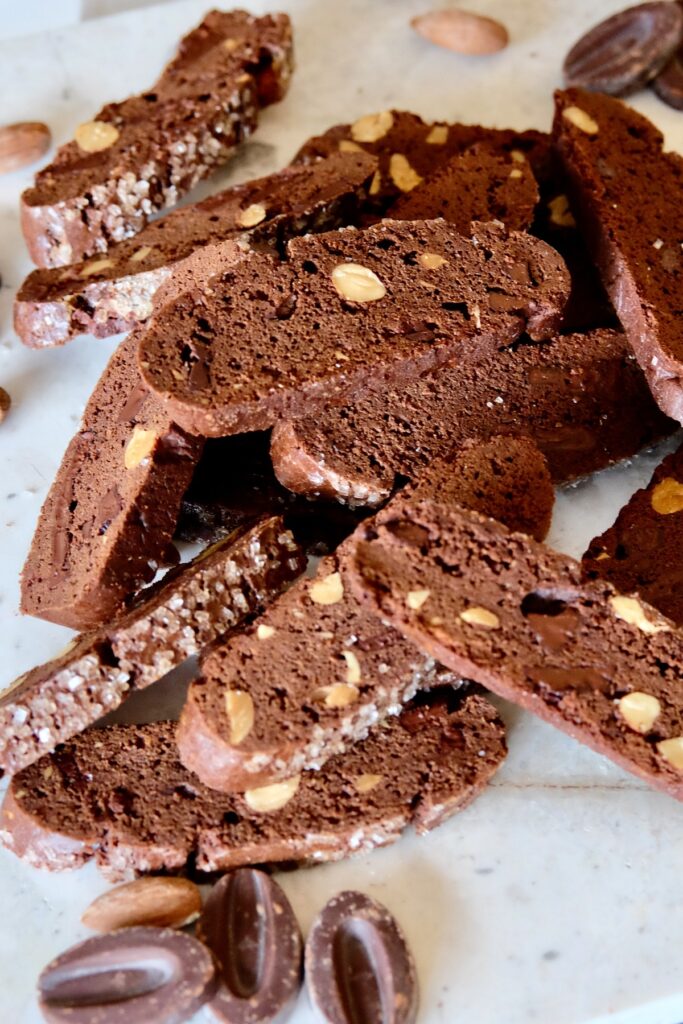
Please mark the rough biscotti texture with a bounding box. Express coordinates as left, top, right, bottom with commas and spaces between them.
348, 501, 683, 802
553, 88, 683, 422
0, 689, 505, 878
394, 435, 554, 542
136, 219, 569, 437
177, 435, 551, 792
15, 152, 376, 348
293, 109, 552, 212
582, 442, 683, 625
389, 145, 538, 233
2, 517, 304, 774
271, 329, 674, 507
20, 333, 201, 629
21, 9, 294, 268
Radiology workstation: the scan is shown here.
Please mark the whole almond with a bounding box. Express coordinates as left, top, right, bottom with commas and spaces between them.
0, 122, 51, 175
81, 876, 202, 932
411, 8, 509, 55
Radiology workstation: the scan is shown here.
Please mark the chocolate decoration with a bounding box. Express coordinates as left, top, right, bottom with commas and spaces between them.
529, 665, 611, 695
563, 2, 683, 96
38, 927, 216, 1024
653, 39, 683, 108
197, 869, 303, 1023
305, 891, 418, 1024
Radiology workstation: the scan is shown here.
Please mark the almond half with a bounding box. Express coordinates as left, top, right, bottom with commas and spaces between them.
411, 9, 509, 56
0, 122, 51, 175
81, 877, 202, 932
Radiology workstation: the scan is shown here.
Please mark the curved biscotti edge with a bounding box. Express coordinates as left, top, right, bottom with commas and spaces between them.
0, 787, 93, 871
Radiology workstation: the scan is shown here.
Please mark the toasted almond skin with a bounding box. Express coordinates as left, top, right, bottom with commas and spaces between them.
411, 9, 509, 55
81, 876, 202, 932
0, 122, 51, 174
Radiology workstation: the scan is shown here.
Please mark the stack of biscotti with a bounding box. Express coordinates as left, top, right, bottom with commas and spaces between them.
1, 434, 554, 875
8, 51, 683, 892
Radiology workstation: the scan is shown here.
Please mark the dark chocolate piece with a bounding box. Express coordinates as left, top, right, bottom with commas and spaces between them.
270, 329, 674, 507
553, 88, 683, 424
197, 870, 303, 1024
347, 500, 683, 802
563, 2, 683, 95
15, 152, 376, 348
177, 436, 545, 793
652, 29, 683, 107
2, 516, 304, 773
582, 441, 683, 624
305, 891, 418, 1024
0, 690, 507, 878
38, 926, 216, 1024
21, 10, 293, 268
136, 219, 570, 437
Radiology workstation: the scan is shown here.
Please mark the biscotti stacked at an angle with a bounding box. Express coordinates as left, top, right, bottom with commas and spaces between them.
0, 688, 505, 878
136, 219, 569, 436
583, 441, 683, 625
175, 431, 366, 551
21, 9, 293, 268
553, 88, 683, 422
15, 151, 376, 348
293, 109, 552, 212
271, 329, 675, 507
347, 500, 683, 802
2, 517, 304, 773
177, 436, 552, 792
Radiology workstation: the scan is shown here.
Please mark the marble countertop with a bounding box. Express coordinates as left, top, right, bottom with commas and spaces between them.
1, 1, 683, 1021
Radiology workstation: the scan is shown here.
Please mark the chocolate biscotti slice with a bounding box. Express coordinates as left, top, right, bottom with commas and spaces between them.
271, 328, 675, 508
553, 88, 683, 423
15, 151, 376, 348
176, 436, 550, 792
0, 689, 505, 878
293, 110, 552, 212
2, 517, 304, 774
137, 219, 569, 437
21, 10, 293, 268
388, 145, 538, 233
348, 501, 683, 802
582, 441, 683, 625
20, 333, 201, 629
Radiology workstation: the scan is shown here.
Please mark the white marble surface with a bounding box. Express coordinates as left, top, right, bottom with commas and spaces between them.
1, 1, 683, 1021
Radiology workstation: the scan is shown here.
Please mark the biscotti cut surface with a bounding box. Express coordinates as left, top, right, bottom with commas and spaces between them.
21, 10, 293, 268
553, 88, 683, 423
271, 329, 674, 507
15, 152, 376, 348
583, 442, 683, 625
177, 436, 551, 792
294, 110, 552, 212
348, 501, 683, 802
20, 334, 202, 630
136, 219, 569, 437
0, 690, 506, 878
2, 517, 304, 774
389, 145, 538, 233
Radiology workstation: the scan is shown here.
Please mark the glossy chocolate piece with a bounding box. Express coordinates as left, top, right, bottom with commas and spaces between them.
38, 926, 216, 1024
563, 2, 683, 96
198, 869, 303, 1023
653, 29, 683, 108
305, 891, 418, 1024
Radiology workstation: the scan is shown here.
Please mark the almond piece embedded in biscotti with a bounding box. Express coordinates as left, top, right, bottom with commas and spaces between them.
411, 9, 509, 56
